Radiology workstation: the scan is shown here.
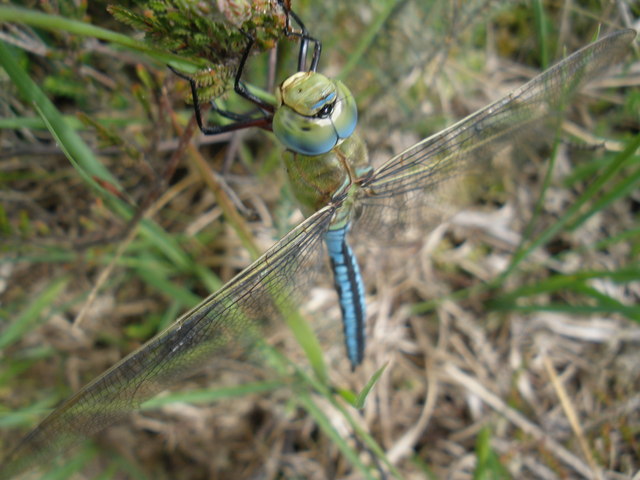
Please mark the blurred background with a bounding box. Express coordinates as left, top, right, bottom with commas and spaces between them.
0, 1, 638, 478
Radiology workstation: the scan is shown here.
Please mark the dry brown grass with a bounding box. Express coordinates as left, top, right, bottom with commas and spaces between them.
1, 1, 638, 479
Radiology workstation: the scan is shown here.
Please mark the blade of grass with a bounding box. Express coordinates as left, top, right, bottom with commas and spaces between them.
532, 0, 550, 69
0, 6, 202, 71
567, 161, 640, 232
280, 353, 404, 479
473, 427, 510, 480
0, 276, 70, 350
296, 391, 380, 480
337, 0, 402, 81
0, 40, 205, 277
141, 380, 285, 409
498, 133, 640, 282
492, 268, 640, 319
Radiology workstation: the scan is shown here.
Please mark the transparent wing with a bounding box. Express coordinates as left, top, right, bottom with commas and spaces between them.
0, 205, 336, 480
353, 30, 636, 241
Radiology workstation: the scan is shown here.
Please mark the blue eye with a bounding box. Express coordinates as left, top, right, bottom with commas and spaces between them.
273, 72, 358, 155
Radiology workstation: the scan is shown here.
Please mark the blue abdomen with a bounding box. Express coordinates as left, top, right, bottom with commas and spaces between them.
324, 226, 366, 368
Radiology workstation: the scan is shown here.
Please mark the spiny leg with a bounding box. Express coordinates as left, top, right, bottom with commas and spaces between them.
281, 1, 322, 71
169, 1, 322, 135
168, 36, 272, 136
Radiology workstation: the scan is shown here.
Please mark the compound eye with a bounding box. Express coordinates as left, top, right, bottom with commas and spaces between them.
274, 73, 358, 156
316, 102, 334, 119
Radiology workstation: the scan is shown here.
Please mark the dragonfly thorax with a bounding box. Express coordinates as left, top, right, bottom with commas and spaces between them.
273, 71, 358, 156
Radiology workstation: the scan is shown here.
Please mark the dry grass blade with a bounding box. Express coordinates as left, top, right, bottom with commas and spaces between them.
0, 1, 638, 479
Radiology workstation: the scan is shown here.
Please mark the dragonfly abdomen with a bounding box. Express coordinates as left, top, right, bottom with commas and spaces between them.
324, 226, 366, 369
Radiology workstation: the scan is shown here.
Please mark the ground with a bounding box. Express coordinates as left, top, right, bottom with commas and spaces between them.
0, 1, 638, 479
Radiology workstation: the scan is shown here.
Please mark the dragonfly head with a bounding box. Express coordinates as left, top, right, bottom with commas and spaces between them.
273, 72, 358, 156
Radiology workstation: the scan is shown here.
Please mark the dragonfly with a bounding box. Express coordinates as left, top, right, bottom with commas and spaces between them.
0, 0, 635, 476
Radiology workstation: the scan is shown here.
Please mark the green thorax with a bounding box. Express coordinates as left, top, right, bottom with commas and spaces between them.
283, 133, 372, 221
273, 71, 372, 227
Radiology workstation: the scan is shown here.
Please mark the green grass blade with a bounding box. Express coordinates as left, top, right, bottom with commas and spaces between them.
141, 380, 285, 409
0, 276, 70, 350
473, 427, 511, 480
0, 6, 201, 71
500, 133, 640, 282
0, 39, 206, 277
296, 392, 379, 480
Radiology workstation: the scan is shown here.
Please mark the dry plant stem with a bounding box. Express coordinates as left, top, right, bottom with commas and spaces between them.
542, 355, 600, 479
443, 363, 601, 479
72, 224, 141, 329
386, 358, 439, 464
161, 86, 201, 184
219, 133, 261, 220
72, 167, 175, 327
76, 80, 262, 327
73, 169, 169, 328
165, 102, 261, 259
74, 87, 201, 328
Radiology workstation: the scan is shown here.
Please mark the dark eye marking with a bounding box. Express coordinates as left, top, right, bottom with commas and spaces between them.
316, 101, 335, 119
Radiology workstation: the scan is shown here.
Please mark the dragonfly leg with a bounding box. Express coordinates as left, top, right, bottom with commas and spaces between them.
168, 38, 273, 136
281, 1, 322, 72
231, 32, 276, 114
169, 1, 321, 135
208, 100, 263, 122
